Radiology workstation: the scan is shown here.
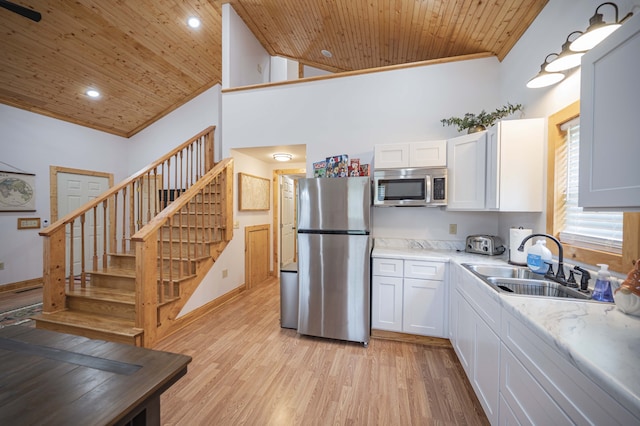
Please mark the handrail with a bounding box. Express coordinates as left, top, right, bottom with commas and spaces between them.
40, 126, 215, 238
131, 158, 233, 243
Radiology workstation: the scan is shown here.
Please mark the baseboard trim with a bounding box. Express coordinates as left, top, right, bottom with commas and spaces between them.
160, 283, 248, 341
371, 329, 452, 348
0, 278, 43, 294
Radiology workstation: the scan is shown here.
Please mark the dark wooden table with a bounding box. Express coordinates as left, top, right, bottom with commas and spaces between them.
0, 326, 191, 425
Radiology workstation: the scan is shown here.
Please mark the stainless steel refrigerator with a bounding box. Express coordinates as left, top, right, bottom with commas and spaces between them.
297, 176, 371, 346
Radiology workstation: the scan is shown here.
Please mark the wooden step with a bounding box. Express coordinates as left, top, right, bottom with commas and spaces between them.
66, 286, 135, 320
32, 310, 144, 346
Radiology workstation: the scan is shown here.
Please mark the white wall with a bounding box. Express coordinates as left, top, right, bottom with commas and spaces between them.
222, 3, 272, 89
0, 105, 129, 285
222, 56, 503, 247
127, 85, 222, 171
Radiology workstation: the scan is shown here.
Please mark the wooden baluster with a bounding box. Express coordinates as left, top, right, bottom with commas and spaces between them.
178, 202, 184, 279
102, 200, 108, 269
158, 230, 164, 304
69, 220, 75, 291
81, 213, 87, 288
168, 215, 174, 299
119, 187, 125, 252
145, 171, 151, 224
128, 182, 135, 250
152, 167, 158, 217
92, 206, 98, 271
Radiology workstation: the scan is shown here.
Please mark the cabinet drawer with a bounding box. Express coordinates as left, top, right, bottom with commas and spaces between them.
372, 258, 403, 277
404, 260, 445, 280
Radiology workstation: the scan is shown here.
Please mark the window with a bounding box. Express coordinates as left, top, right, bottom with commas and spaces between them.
547, 102, 639, 273
558, 118, 623, 253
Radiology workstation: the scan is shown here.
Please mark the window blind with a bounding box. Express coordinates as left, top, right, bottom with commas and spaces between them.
559, 120, 623, 253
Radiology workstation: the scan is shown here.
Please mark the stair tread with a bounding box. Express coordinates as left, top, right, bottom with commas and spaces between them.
67, 286, 135, 303
33, 311, 142, 337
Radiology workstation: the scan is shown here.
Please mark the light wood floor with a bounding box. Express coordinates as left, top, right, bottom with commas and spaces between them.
155, 277, 489, 425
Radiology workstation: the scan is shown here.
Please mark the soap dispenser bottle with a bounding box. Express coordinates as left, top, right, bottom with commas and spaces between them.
592, 264, 614, 302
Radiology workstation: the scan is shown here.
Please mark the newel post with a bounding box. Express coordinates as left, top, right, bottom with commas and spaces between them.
41, 226, 67, 313
204, 126, 216, 172
135, 233, 158, 348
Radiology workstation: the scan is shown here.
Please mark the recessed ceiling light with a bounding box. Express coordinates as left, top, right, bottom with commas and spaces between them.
86, 89, 100, 98
321, 49, 333, 58
187, 17, 201, 28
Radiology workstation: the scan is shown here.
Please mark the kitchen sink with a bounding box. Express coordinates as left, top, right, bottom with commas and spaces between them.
462, 263, 593, 301
463, 264, 539, 279
485, 277, 591, 300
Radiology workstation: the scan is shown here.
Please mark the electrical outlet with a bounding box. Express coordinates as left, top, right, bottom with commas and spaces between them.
449, 224, 457, 235
233, 221, 239, 229
222, 269, 228, 278
0, 262, 4, 270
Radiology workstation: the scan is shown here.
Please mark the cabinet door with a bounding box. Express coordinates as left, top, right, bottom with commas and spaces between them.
374, 143, 410, 169
403, 278, 445, 337
409, 140, 447, 167
500, 344, 572, 425
472, 310, 501, 424
371, 275, 403, 331
453, 290, 474, 377
579, 13, 640, 209
446, 132, 487, 210
488, 119, 544, 212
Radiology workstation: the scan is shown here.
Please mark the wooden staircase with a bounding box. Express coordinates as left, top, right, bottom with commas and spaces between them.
35, 127, 235, 348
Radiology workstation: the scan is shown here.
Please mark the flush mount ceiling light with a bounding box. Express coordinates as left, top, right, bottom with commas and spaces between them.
187, 17, 201, 28
545, 31, 586, 72
526, 54, 566, 89
570, 2, 622, 52
273, 153, 293, 162
86, 89, 100, 98
321, 49, 333, 58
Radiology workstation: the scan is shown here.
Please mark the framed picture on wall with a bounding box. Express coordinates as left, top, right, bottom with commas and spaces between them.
0, 171, 36, 212
238, 172, 270, 211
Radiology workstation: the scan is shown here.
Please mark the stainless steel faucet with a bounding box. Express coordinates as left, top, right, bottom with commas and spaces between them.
517, 233, 566, 285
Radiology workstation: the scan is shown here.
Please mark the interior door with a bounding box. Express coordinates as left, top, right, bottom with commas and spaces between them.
245, 224, 270, 289
57, 172, 110, 274
280, 175, 295, 266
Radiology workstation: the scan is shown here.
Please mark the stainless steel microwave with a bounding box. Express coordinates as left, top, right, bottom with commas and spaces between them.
373, 167, 447, 207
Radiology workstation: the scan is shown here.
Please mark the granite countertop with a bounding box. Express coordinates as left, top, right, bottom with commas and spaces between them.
372, 239, 640, 419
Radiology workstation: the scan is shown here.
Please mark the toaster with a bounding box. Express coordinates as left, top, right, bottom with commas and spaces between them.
465, 235, 506, 255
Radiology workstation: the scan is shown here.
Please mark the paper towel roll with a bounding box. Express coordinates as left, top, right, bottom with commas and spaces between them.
509, 227, 532, 265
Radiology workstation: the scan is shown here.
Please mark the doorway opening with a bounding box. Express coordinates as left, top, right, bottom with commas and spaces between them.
272, 168, 305, 275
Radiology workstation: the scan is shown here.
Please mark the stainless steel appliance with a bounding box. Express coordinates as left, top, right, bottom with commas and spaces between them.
280, 262, 298, 329
297, 177, 371, 346
373, 167, 447, 207
465, 234, 506, 255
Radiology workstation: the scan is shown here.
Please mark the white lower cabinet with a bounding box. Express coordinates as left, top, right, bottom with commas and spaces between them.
451, 263, 640, 425
451, 265, 500, 424
500, 309, 639, 425
372, 258, 447, 337
499, 343, 572, 425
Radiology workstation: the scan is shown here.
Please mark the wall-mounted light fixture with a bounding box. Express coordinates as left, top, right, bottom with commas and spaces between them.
545, 31, 586, 72
526, 54, 566, 89
570, 2, 621, 52
526, 2, 632, 89
273, 153, 293, 162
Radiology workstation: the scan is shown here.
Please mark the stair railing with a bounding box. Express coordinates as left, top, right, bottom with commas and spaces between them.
131, 158, 233, 345
40, 126, 216, 314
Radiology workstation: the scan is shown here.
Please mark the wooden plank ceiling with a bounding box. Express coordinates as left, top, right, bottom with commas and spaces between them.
1, 0, 547, 138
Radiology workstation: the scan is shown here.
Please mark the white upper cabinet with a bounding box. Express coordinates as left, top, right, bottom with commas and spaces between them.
446, 119, 544, 211
374, 140, 447, 169
486, 118, 544, 211
446, 131, 487, 210
579, 12, 640, 210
